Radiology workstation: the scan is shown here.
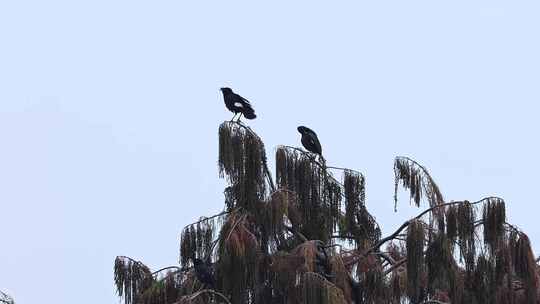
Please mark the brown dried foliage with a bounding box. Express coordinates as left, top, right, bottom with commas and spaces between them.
483, 197, 506, 253
217, 212, 260, 303
179, 218, 215, 266
114, 122, 540, 304
219, 122, 267, 211
394, 156, 444, 213
406, 219, 426, 303
114, 256, 154, 304
512, 234, 538, 304
343, 170, 380, 248
275, 146, 342, 242
457, 201, 476, 272
303, 272, 347, 304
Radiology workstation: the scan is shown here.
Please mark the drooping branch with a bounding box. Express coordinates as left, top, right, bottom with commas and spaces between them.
180, 215, 216, 265
394, 156, 444, 212
379, 197, 499, 249
383, 258, 407, 276
184, 210, 234, 228
280, 145, 365, 191
276, 145, 379, 244
152, 266, 182, 276
346, 197, 503, 266
114, 256, 153, 304
219, 121, 269, 213
406, 220, 426, 303
222, 121, 275, 192
180, 289, 232, 304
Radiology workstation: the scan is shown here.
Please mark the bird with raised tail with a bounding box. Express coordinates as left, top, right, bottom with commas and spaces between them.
220, 87, 257, 122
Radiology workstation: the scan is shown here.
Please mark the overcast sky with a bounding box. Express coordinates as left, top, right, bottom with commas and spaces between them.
1, 1, 539, 303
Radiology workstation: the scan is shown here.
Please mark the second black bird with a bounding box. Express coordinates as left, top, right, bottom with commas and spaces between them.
220, 87, 257, 121
297, 126, 322, 156
192, 258, 215, 289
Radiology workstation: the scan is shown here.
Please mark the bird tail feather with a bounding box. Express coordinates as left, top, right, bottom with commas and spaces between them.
243, 108, 256, 119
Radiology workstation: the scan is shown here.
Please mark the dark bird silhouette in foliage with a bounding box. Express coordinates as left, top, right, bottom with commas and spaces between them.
297, 126, 322, 156
315, 241, 333, 280
192, 258, 215, 289
220, 87, 257, 122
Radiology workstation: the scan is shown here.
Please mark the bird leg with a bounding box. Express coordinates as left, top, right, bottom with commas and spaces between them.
237, 113, 244, 123
230, 113, 239, 122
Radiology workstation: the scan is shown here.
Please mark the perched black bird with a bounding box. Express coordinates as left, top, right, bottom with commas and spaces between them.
315, 241, 333, 280
297, 126, 322, 156
220, 87, 257, 121
192, 258, 215, 289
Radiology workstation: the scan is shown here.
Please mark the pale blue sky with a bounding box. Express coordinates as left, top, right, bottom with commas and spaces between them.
1, 1, 539, 303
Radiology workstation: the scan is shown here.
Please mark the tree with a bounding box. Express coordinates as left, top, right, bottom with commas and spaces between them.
0, 291, 14, 304
114, 121, 539, 304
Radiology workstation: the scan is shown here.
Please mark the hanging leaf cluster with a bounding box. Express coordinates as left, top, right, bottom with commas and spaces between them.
343, 170, 380, 248
216, 212, 260, 304
179, 217, 216, 266
482, 197, 506, 252
219, 122, 268, 212
139, 272, 183, 304
394, 156, 444, 212
114, 256, 154, 304
275, 146, 347, 242
303, 272, 347, 304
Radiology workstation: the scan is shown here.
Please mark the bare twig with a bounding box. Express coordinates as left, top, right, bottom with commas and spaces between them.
374, 252, 397, 265
383, 258, 407, 276
152, 266, 182, 276
225, 213, 247, 243
183, 209, 234, 229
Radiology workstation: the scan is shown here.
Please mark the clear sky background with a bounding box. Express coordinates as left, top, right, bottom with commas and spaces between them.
1, 1, 539, 303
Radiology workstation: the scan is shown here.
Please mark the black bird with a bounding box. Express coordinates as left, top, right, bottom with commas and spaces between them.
192, 258, 215, 289
220, 87, 257, 121
297, 126, 322, 156
315, 241, 333, 280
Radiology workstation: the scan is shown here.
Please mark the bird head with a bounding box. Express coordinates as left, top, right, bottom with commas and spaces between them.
297, 126, 308, 134
220, 87, 233, 94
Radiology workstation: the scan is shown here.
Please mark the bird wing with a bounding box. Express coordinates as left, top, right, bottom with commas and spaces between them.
239, 95, 253, 106
306, 132, 322, 155
311, 137, 322, 154
302, 127, 318, 138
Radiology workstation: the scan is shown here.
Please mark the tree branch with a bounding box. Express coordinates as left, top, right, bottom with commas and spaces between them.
285, 225, 308, 243
383, 258, 407, 276
345, 196, 505, 266
183, 289, 232, 304
183, 209, 234, 229
152, 266, 182, 276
